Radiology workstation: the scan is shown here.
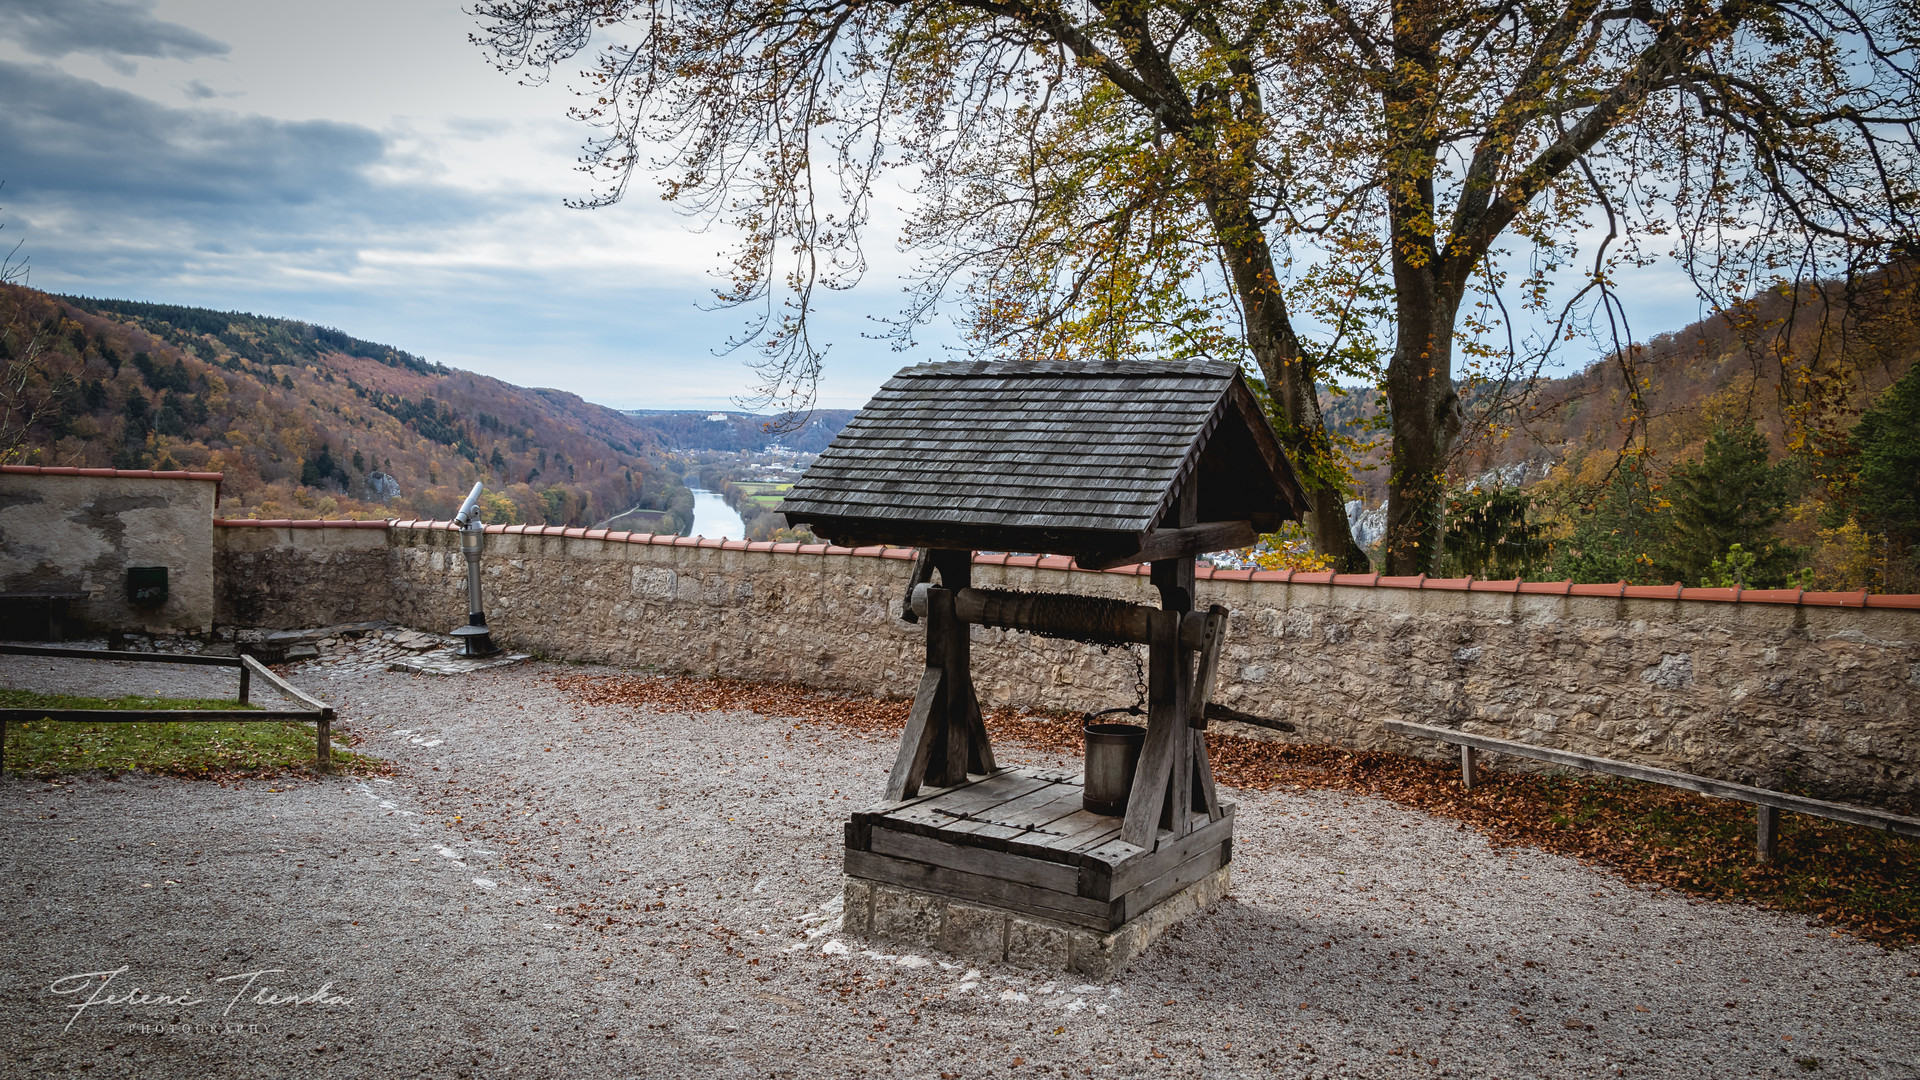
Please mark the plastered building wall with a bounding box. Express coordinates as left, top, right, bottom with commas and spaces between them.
1, 467, 219, 633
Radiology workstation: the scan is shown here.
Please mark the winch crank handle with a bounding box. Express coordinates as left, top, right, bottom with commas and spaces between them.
900, 550, 935, 623
1187, 605, 1230, 729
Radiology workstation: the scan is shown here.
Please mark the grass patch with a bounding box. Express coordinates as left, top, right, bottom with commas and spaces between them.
1, 688, 378, 779
0, 688, 256, 712
555, 673, 1920, 946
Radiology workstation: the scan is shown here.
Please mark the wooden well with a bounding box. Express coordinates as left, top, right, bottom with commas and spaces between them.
782, 359, 1306, 971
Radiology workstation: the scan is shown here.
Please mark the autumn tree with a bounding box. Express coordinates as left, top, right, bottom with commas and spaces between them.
0, 197, 69, 465
474, 0, 1919, 572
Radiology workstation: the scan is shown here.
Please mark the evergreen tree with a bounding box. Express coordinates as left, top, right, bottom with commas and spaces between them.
1660, 420, 1800, 587
1549, 455, 1671, 584
1853, 363, 1920, 546
1440, 487, 1549, 580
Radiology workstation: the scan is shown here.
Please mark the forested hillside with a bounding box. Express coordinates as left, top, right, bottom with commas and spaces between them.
623, 409, 856, 453
0, 286, 692, 530
1313, 267, 1920, 592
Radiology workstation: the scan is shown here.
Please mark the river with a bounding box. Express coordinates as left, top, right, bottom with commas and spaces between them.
688, 488, 746, 540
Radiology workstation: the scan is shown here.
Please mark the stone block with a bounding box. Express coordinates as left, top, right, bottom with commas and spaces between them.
841, 878, 874, 935
939, 903, 1006, 961
870, 884, 942, 948
847, 864, 1232, 980
1005, 918, 1070, 970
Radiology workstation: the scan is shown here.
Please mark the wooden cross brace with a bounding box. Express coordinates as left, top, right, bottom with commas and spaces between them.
885, 553, 996, 800
1117, 602, 1226, 848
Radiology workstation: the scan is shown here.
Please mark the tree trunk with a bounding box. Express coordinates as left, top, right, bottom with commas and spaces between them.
1382, 265, 1464, 575
1380, 6, 1464, 576
1202, 192, 1372, 571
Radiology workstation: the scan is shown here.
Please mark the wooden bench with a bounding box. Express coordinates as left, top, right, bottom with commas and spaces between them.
0, 592, 87, 640
1383, 719, 1920, 863
0, 644, 336, 771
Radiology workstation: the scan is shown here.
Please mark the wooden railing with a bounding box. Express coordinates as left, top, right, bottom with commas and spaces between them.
1384, 719, 1920, 863
0, 644, 336, 770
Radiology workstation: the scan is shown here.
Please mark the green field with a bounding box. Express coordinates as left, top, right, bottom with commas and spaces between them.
734, 482, 791, 509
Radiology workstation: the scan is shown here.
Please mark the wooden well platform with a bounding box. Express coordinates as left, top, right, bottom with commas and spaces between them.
844, 765, 1233, 933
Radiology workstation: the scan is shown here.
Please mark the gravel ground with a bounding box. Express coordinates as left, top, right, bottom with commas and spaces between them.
1, 652, 1916, 1080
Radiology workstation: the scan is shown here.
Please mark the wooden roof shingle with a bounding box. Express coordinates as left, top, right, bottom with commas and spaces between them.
780, 359, 1307, 560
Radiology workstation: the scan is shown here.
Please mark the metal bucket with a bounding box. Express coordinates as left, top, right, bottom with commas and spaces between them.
1083, 721, 1146, 816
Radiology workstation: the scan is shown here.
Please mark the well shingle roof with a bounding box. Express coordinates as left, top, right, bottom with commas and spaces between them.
780, 359, 1304, 553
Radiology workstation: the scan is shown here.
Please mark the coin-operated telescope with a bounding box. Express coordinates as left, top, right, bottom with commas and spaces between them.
448, 482, 502, 658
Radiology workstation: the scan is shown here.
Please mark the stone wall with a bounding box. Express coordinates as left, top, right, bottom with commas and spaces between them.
213, 521, 393, 628
221, 520, 1920, 812
1, 466, 221, 633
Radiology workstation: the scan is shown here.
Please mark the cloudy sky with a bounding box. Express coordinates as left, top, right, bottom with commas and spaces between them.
0, 0, 1707, 412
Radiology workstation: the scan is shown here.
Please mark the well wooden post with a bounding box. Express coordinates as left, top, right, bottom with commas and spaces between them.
886, 549, 992, 800
1123, 486, 1212, 849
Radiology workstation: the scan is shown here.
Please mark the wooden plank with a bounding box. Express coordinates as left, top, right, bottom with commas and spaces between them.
964, 691, 996, 775
1065, 826, 1125, 855
1115, 839, 1229, 923
856, 770, 998, 820
867, 827, 1081, 894
1084, 807, 1235, 899
0, 643, 242, 668
1192, 732, 1221, 821
884, 666, 946, 801
1460, 745, 1478, 790
1028, 810, 1123, 852
0, 708, 322, 722
844, 848, 1118, 931
922, 589, 1219, 650
970, 781, 1086, 828
240, 656, 334, 716
883, 770, 1053, 831
1121, 725, 1178, 847
1384, 719, 1920, 839
1077, 521, 1259, 571
1122, 608, 1184, 847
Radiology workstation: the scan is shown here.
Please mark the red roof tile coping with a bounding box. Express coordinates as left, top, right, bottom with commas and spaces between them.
215, 518, 388, 529
3, 464, 222, 482
213, 518, 1917, 608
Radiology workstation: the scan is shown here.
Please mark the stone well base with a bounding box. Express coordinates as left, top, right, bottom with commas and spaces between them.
842, 864, 1230, 981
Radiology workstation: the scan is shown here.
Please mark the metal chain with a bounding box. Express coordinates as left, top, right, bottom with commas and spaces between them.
1130, 644, 1148, 712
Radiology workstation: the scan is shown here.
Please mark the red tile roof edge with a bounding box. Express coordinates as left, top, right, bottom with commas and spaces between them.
3, 464, 223, 482
217, 519, 1919, 608
214, 518, 390, 529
